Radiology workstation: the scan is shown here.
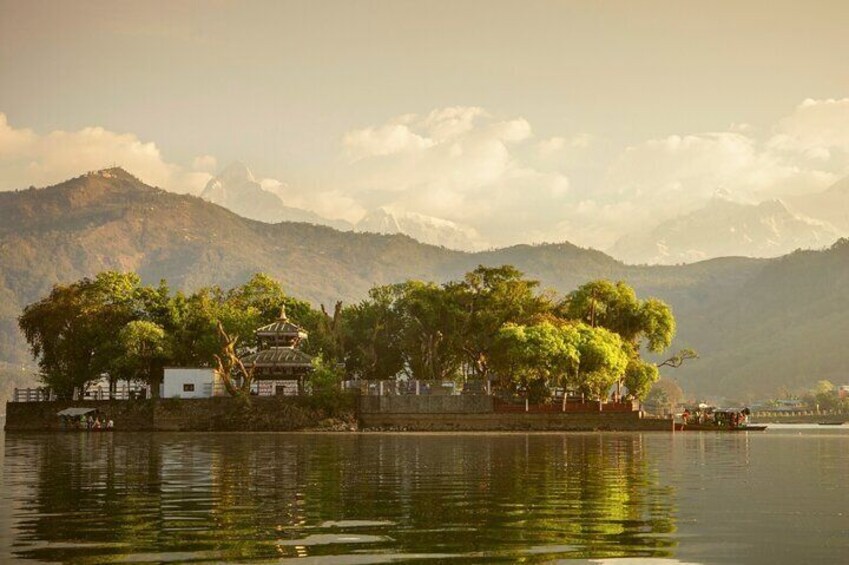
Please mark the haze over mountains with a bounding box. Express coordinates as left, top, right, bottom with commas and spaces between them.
611, 196, 841, 265
2, 168, 849, 400
200, 162, 352, 230
198, 162, 483, 250
197, 160, 849, 263
354, 207, 483, 251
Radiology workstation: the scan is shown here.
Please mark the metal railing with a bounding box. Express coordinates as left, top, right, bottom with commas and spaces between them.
11, 386, 152, 402
354, 380, 491, 396
12, 388, 56, 402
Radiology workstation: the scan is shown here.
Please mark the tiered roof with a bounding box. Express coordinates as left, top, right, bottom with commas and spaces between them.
255, 306, 308, 342
240, 347, 313, 368
241, 305, 313, 374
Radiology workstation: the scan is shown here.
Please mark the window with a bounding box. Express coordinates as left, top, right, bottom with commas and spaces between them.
183, 383, 195, 392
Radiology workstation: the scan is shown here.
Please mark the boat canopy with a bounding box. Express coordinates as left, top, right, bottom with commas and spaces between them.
56, 407, 97, 417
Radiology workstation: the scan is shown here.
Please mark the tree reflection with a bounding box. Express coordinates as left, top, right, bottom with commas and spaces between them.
5, 432, 676, 562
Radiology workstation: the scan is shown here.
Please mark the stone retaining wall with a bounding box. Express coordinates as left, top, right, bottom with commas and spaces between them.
4, 399, 155, 432
6, 395, 672, 433
4, 396, 356, 432
359, 410, 674, 431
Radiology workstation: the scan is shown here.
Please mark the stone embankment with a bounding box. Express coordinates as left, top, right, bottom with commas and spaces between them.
358, 396, 674, 431
5, 394, 673, 432
4, 396, 357, 432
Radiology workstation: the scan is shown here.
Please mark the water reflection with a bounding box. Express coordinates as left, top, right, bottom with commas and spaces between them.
3, 433, 677, 563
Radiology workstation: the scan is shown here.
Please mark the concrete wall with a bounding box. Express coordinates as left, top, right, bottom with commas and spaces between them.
358, 395, 494, 414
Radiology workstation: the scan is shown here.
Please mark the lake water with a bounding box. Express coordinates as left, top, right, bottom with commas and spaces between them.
1, 427, 847, 564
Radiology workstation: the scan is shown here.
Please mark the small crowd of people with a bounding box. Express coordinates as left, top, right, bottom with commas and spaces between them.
681, 406, 751, 428
71, 414, 114, 431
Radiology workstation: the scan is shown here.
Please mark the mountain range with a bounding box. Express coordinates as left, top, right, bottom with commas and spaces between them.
198, 161, 849, 262
198, 162, 484, 250
2, 168, 849, 400
199, 162, 352, 230
354, 207, 483, 251
610, 197, 840, 265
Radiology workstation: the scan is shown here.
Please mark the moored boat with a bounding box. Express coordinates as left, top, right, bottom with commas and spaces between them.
675, 423, 767, 431
676, 406, 765, 431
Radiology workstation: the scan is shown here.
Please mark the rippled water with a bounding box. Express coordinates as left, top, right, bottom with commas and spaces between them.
1, 427, 848, 564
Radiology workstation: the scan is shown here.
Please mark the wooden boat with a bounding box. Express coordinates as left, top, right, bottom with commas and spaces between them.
818, 421, 845, 426
675, 423, 767, 431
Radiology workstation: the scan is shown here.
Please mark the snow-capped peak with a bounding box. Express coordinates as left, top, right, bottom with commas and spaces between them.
218, 161, 255, 184
355, 207, 482, 251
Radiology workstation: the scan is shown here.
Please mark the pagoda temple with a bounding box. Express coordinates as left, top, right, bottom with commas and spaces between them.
240, 306, 314, 396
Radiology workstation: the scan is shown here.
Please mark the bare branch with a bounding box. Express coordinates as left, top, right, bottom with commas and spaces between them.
214, 321, 254, 398
658, 348, 699, 369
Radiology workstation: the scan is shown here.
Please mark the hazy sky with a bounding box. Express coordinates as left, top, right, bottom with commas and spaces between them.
1, 0, 848, 248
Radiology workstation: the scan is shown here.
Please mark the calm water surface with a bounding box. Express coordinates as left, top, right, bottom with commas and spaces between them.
1, 426, 848, 564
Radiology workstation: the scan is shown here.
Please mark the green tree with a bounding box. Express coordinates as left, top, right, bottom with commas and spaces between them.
302, 301, 346, 364
815, 379, 835, 395
225, 273, 288, 322
395, 281, 464, 382
309, 354, 344, 397
566, 280, 685, 399
573, 324, 629, 401
341, 285, 405, 380
623, 358, 660, 402
811, 380, 840, 413
491, 321, 580, 403
115, 320, 168, 398
166, 287, 227, 367
566, 280, 674, 353
18, 272, 144, 398
451, 265, 552, 382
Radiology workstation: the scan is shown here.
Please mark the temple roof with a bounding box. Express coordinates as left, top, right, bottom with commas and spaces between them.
255, 305, 308, 339
241, 347, 313, 368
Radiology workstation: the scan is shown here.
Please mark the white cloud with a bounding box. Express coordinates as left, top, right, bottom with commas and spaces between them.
0, 113, 211, 193
420, 106, 489, 140
333, 100, 848, 250
191, 154, 217, 173
598, 129, 837, 234
3, 97, 848, 254
334, 107, 574, 246
769, 98, 849, 156
343, 123, 433, 162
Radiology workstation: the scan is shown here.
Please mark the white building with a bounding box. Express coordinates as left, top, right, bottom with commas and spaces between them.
162, 368, 218, 399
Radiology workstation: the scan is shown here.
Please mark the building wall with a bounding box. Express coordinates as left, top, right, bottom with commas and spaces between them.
163, 368, 216, 399
255, 379, 299, 396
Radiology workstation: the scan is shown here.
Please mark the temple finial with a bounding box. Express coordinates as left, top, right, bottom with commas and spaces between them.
279, 304, 287, 321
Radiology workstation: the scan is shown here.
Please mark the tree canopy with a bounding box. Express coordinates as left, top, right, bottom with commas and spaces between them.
19, 268, 684, 401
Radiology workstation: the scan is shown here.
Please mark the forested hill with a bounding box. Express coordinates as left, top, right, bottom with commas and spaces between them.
1, 168, 845, 398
